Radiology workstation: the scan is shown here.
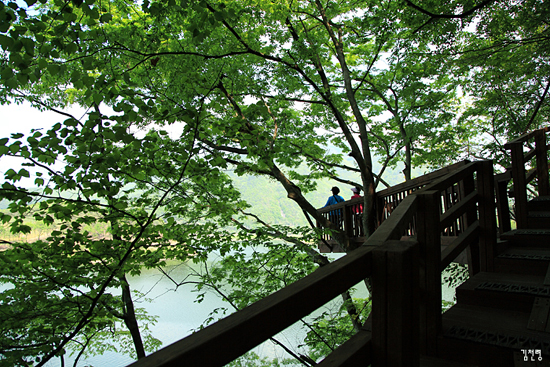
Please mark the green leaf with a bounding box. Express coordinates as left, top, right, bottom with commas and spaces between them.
0, 34, 14, 50
9, 143, 20, 154
47, 64, 60, 75
99, 13, 112, 23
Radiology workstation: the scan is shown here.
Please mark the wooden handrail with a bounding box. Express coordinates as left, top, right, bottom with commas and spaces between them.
440, 221, 480, 271
318, 196, 363, 213
419, 162, 477, 193
376, 160, 471, 198
127, 244, 376, 367
503, 126, 550, 148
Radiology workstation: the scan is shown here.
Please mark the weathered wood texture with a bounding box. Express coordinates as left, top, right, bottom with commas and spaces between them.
416, 191, 442, 356
372, 240, 420, 367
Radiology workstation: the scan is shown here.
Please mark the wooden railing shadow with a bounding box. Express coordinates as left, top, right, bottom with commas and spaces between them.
127, 159, 499, 367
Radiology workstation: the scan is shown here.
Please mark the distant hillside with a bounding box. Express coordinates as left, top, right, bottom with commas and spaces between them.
229, 156, 410, 227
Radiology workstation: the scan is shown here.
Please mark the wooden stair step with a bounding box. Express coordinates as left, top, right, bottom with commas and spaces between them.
495, 247, 550, 276
500, 229, 550, 247
528, 212, 550, 230
528, 297, 550, 332
420, 356, 478, 367
456, 272, 548, 312
439, 304, 550, 367
529, 196, 550, 212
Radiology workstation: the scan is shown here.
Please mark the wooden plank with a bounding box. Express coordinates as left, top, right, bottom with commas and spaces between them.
376, 160, 470, 198
504, 127, 549, 148
528, 297, 550, 331
372, 240, 419, 367
386, 240, 419, 367
524, 147, 537, 162
496, 179, 512, 234
477, 160, 497, 272
365, 195, 418, 247
544, 263, 550, 286
509, 140, 529, 229
420, 162, 477, 194
535, 129, 550, 196
372, 241, 389, 366
316, 329, 372, 367
126, 244, 375, 367
463, 172, 480, 276
526, 167, 537, 185
416, 190, 442, 356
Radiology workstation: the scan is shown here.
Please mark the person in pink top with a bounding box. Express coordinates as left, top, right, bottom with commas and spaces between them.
351, 187, 363, 214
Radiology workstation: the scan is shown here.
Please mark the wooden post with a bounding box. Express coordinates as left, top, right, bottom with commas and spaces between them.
343, 204, 352, 239
463, 171, 480, 276
495, 178, 512, 234
477, 160, 497, 272
372, 240, 419, 367
415, 190, 441, 356
509, 142, 528, 228
535, 130, 550, 196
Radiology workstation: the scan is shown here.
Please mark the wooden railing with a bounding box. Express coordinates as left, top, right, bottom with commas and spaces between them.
503, 127, 550, 229
126, 160, 497, 367
317, 197, 365, 251
317, 161, 473, 251
375, 160, 472, 226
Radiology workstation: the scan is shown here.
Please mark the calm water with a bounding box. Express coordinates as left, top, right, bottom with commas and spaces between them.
44, 258, 322, 367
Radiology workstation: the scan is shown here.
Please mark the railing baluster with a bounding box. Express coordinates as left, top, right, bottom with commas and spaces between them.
509, 142, 529, 228
463, 171, 480, 276
477, 160, 497, 272
416, 190, 441, 356
535, 129, 550, 195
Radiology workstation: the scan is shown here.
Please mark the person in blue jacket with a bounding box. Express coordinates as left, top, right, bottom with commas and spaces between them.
325, 186, 345, 207
324, 186, 345, 225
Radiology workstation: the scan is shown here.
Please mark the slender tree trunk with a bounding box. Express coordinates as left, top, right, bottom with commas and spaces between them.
120, 274, 146, 359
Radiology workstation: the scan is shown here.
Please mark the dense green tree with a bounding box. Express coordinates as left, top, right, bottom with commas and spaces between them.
1, 0, 545, 365
401, 0, 550, 170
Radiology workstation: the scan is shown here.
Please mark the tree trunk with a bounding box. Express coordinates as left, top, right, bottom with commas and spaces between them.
120, 274, 146, 359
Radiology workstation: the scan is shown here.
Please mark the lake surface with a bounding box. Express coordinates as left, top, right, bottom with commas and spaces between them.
45, 257, 330, 367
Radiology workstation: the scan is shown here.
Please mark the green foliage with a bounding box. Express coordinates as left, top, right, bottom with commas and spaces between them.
442, 263, 470, 301
226, 351, 294, 367
303, 297, 371, 362
0, 0, 546, 364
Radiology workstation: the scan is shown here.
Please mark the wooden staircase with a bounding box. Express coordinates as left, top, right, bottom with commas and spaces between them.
436, 128, 550, 367
439, 227, 550, 366
127, 128, 549, 367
